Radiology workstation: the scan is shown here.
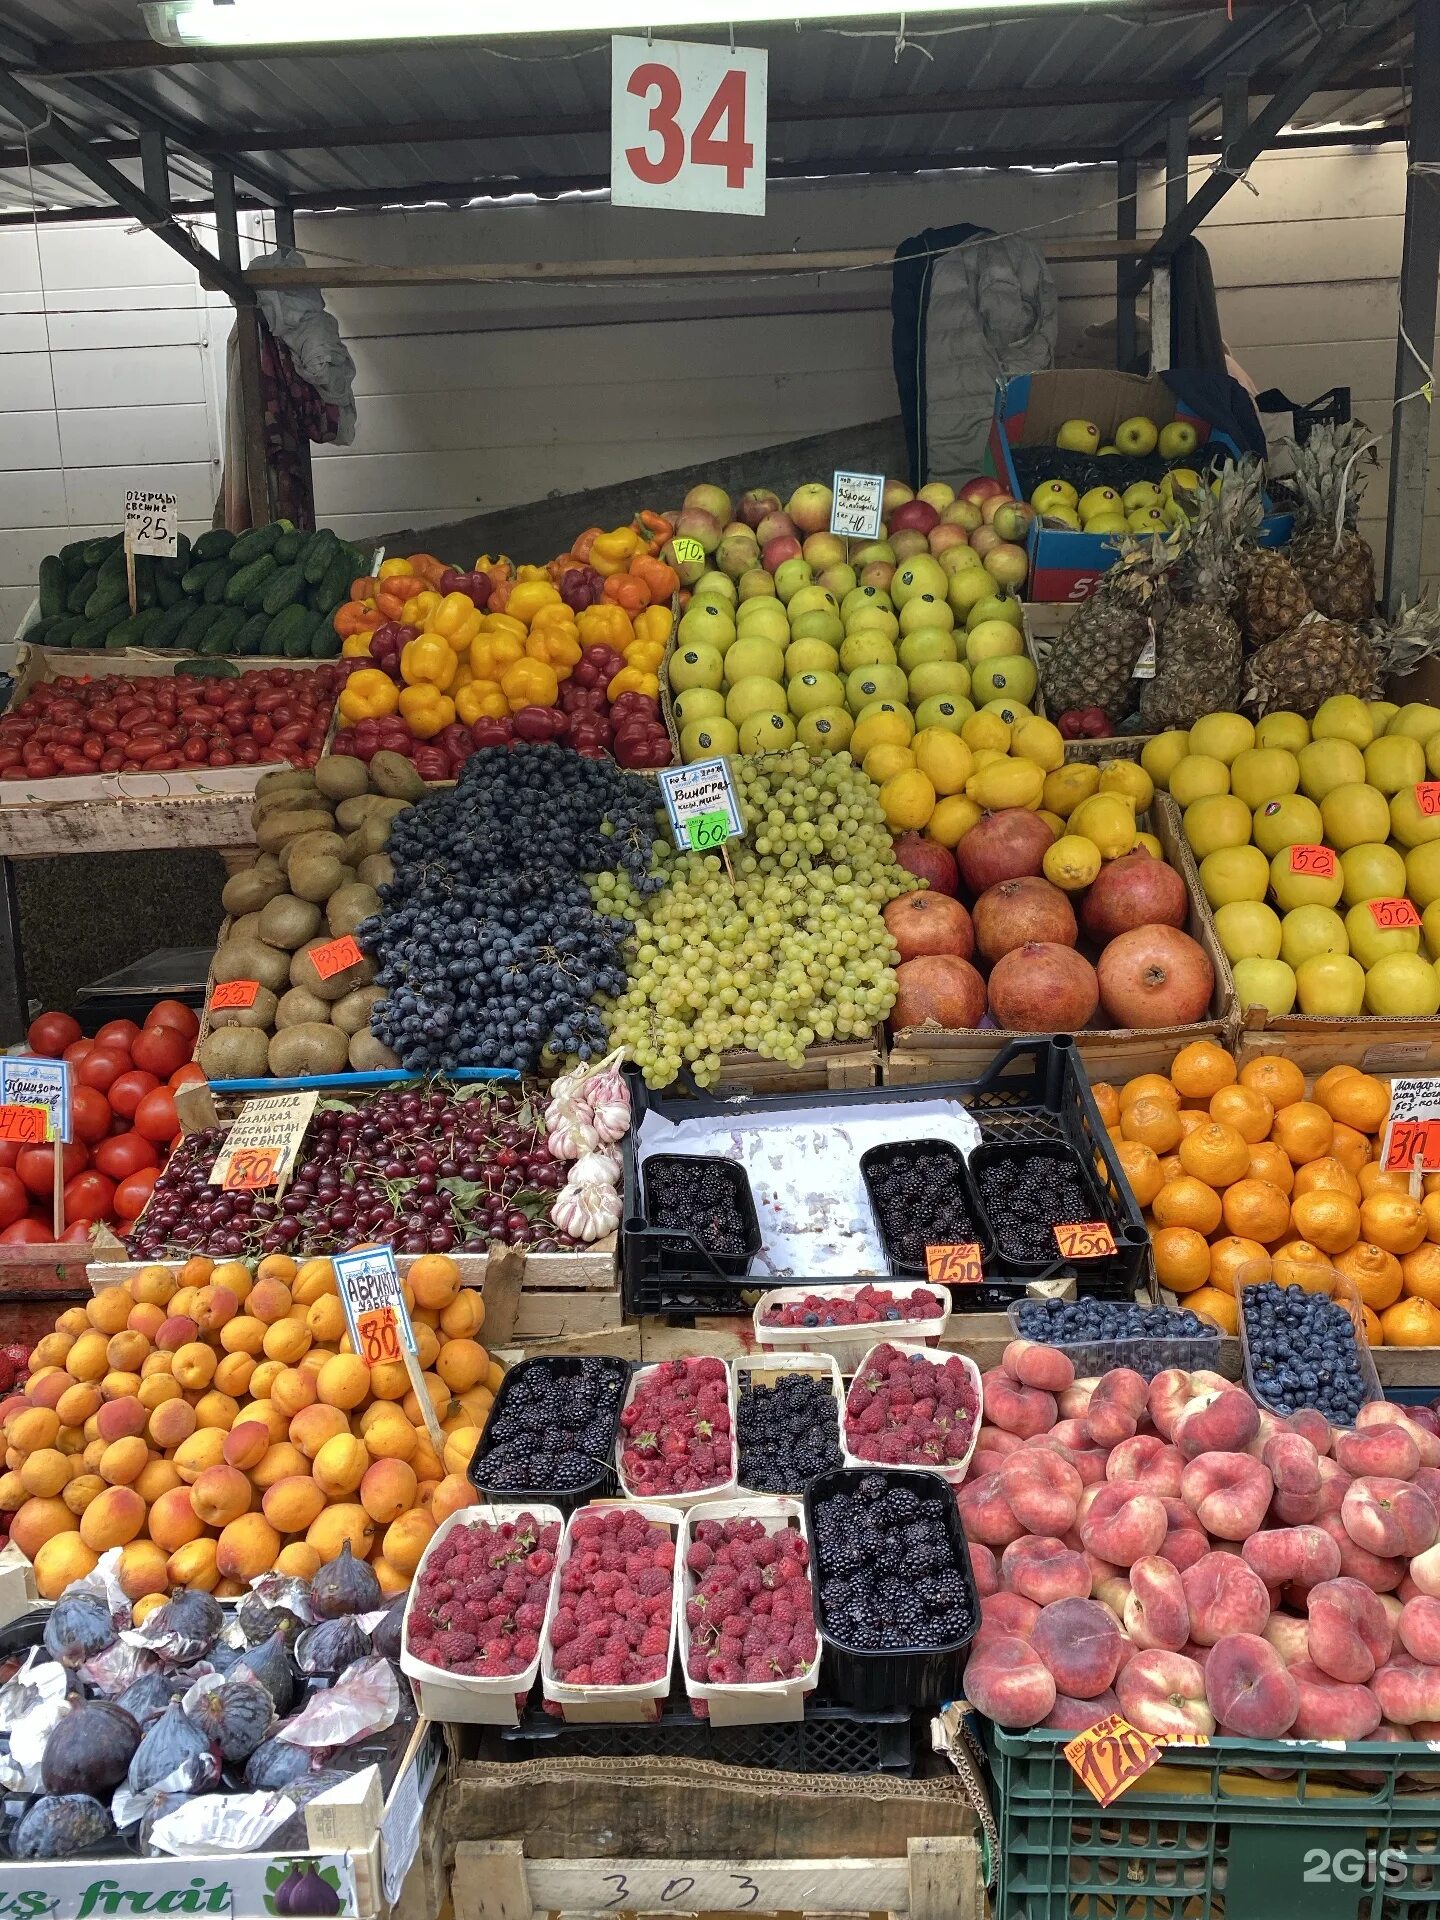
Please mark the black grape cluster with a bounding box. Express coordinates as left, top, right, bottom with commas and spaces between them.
361, 744, 664, 1072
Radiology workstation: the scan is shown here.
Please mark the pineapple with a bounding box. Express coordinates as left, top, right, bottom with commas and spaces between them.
1239, 547, 1311, 644
1244, 598, 1440, 718
1285, 421, 1378, 623
1038, 534, 1176, 726
1138, 462, 1253, 730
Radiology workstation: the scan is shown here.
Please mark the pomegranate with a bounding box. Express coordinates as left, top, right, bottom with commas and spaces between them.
954, 809, 1053, 895
889, 955, 987, 1031
972, 877, 1076, 964
891, 833, 959, 897
1081, 851, 1188, 944
884, 891, 974, 962
988, 944, 1099, 1033
1096, 925, 1214, 1029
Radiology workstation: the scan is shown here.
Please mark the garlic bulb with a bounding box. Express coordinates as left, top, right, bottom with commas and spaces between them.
547, 1117, 598, 1161
583, 1063, 631, 1143
570, 1150, 621, 1189
551, 1180, 621, 1242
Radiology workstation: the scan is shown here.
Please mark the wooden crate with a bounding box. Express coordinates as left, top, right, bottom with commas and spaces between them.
708, 1028, 881, 1095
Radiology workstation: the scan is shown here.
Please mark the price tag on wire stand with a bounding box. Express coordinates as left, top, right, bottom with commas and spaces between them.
1064, 1714, 1209, 1807
1384, 1077, 1440, 1174
830, 472, 885, 542
925, 1243, 982, 1286
124, 486, 178, 559
1368, 897, 1423, 930
687, 808, 732, 853
1055, 1221, 1118, 1260
334, 1246, 418, 1360
611, 36, 767, 217
208, 1091, 317, 1194
1288, 843, 1337, 878
0, 1058, 69, 1142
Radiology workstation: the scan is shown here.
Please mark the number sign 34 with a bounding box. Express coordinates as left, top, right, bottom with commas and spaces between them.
612, 38, 767, 217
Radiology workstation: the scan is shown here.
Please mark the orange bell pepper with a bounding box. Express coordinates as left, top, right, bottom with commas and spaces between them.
377, 574, 430, 620
632, 553, 679, 603
399, 685, 455, 738
608, 667, 660, 700
401, 634, 456, 691
350, 576, 378, 601
456, 679, 509, 724
603, 573, 651, 613
334, 600, 381, 639
338, 668, 400, 724
577, 603, 634, 650
488, 578, 512, 612
500, 658, 559, 711
570, 528, 602, 564
634, 510, 673, 555
407, 553, 449, 586
633, 603, 674, 650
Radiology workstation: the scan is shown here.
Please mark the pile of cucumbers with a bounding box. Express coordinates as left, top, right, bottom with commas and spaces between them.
28, 522, 369, 659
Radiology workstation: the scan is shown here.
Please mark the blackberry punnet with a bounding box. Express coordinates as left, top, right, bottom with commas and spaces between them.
972, 1148, 1098, 1265
812, 1472, 974, 1651
1242, 1280, 1369, 1424
761, 1285, 944, 1330
619, 1357, 735, 1497
545, 1505, 676, 1692
645, 1159, 750, 1262
737, 1372, 843, 1493
476, 1356, 627, 1494
843, 1342, 979, 1470
406, 1512, 560, 1687
684, 1517, 817, 1703
866, 1148, 982, 1269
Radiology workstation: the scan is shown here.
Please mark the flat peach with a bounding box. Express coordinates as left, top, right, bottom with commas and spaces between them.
1123, 1555, 1190, 1652
964, 1634, 1055, 1729
1116, 1650, 1213, 1738
1181, 1551, 1270, 1645
1308, 1576, 1394, 1682
1207, 1633, 1299, 1737
1000, 1537, 1091, 1607
1032, 1598, 1124, 1699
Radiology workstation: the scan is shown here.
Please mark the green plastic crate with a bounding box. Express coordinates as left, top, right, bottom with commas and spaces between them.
990, 1726, 1440, 1919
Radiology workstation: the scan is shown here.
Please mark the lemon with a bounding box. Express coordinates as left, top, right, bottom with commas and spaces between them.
927, 795, 983, 848
970, 747, 1008, 770
1068, 793, 1137, 859
966, 757, 1045, 812
961, 711, 1011, 755
1012, 716, 1065, 771
1098, 758, 1154, 811
1140, 729, 1190, 790
849, 708, 914, 760
1134, 831, 1164, 858
1042, 763, 1100, 817
879, 768, 936, 832
862, 744, 917, 785
911, 728, 974, 796
1044, 834, 1102, 891
1037, 810, 1066, 839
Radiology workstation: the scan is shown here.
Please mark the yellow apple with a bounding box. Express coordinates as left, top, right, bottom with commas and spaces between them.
1169, 754, 1230, 808
1311, 693, 1374, 748
1233, 956, 1297, 1016
1188, 712, 1255, 764
1141, 729, 1190, 791
1297, 738, 1366, 801
1339, 842, 1408, 906
1252, 793, 1325, 857
1388, 702, 1440, 744
1114, 416, 1159, 457
1199, 845, 1271, 907
1407, 841, 1440, 909
1055, 420, 1101, 454
1364, 952, 1440, 1017
1295, 951, 1365, 1016
1270, 846, 1343, 912
1320, 781, 1392, 850
1345, 900, 1420, 970
1229, 747, 1299, 810
1255, 711, 1310, 753
1281, 905, 1349, 969
1184, 793, 1253, 859
1214, 900, 1282, 963
1158, 420, 1200, 461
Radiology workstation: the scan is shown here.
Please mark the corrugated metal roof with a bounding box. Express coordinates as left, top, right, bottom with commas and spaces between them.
0, 0, 1415, 214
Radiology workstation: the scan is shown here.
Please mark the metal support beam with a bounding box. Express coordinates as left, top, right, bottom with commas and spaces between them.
1221, 75, 1249, 156
1165, 111, 1189, 226
1383, 0, 1440, 613
273, 206, 296, 250
139, 129, 168, 212
1116, 157, 1139, 372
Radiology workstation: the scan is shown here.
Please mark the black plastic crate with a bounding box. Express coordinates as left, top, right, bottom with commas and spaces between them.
858, 1139, 991, 1276
968, 1138, 1112, 1276
631, 1152, 761, 1277
621, 1036, 1150, 1318
466, 1354, 630, 1518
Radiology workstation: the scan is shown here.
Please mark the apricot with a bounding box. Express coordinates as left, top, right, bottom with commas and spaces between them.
249, 1360, 287, 1400
118, 1539, 171, 1602
382, 1509, 434, 1575
135, 1460, 181, 1504
431, 1474, 478, 1524
105, 1330, 151, 1375
101, 1370, 142, 1403
88, 1286, 134, 1335
191, 1463, 253, 1528
96, 1396, 147, 1444
127, 1302, 166, 1342
132, 1592, 168, 1626
170, 1287, 202, 1321
410, 1436, 444, 1485
371, 1554, 410, 1595
172, 1342, 217, 1392
31, 1331, 75, 1369
213, 1353, 257, 1399
412, 1325, 440, 1371
216, 1512, 282, 1582
457, 1389, 493, 1429
140, 1352, 174, 1380
276, 1542, 322, 1580
316, 1354, 369, 1412
82, 1438, 106, 1472
137, 1373, 182, 1412
440, 1292, 485, 1340
57, 1307, 92, 1337
306, 1296, 347, 1345
262, 1475, 327, 1534
98, 1436, 150, 1486
408, 1254, 461, 1310
8, 1405, 59, 1452
79, 1484, 145, 1550
212, 1258, 254, 1300
360, 1406, 418, 1462
194, 1390, 240, 1431
437, 1340, 488, 1393
154, 1314, 198, 1353
221, 1316, 266, 1357
404, 1373, 450, 1426
291, 1403, 351, 1459
248, 1279, 293, 1325
178, 1256, 215, 1289
10, 1494, 76, 1558
245, 1400, 291, 1445
27, 1371, 68, 1410
64, 1332, 110, 1382
20, 1449, 72, 1499
249, 1441, 310, 1489
132, 1265, 178, 1306
359, 1458, 417, 1524
367, 1360, 410, 1403
34, 1531, 99, 1599
314, 1432, 369, 1497
224, 1421, 272, 1472
300, 1349, 334, 1380
263, 1318, 312, 1366
442, 1426, 482, 1478
61, 1472, 105, 1516
173, 1428, 227, 1482
194, 1285, 239, 1333
148, 1398, 197, 1451
0, 1468, 22, 1511
167, 1537, 219, 1591
148, 1483, 206, 1551
307, 1501, 377, 1563
291, 1258, 335, 1306
271, 1367, 317, 1417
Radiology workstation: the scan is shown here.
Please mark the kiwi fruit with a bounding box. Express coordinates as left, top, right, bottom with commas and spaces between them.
255, 768, 316, 799
291, 938, 374, 1002
334, 794, 386, 832
330, 984, 384, 1037
278, 830, 346, 874
256, 809, 338, 853
221, 866, 287, 915
212, 937, 291, 994
275, 986, 332, 1029
368, 751, 426, 801
326, 883, 380, 938
229, 911, 263, 943
208, 985, 278, 1032
348, 1031, 400, 1070
356, 854, 393, 891
199, 1029, 270, 1079
287, 854, 349, 904
313, 754, 371, 801
268, 1024, 349, 1077
351, 814, 396, 860
258, 895, 323, 950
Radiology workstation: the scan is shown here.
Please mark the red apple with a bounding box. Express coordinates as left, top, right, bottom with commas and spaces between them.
739, 488, 781, 528
889, 499, 941, 535
960, 476, 1008, 506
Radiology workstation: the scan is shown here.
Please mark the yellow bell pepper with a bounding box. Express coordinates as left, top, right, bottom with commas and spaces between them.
456, 679, 510, 724
470, 631, 525, 680
338, 668, 400, 724
590, 526, 642, 576
530, 602, 578, 635
402, 590, 442, 628
428, 592, 484, 646
577, 603, 634, 649
341, 633, 375, 660
398, 685, 455, 738
515, 563, 551, 584
506, 581, 562, 626
401, 635, 457, 692
478, 612, 526, 640
633, 603, 674, 650
608, 667, 660, 700
451, 660, 473, 691
526, 629, 581, 675
378, 556, 415, 580
500, 658, 559, 711
624, 639, 666, 673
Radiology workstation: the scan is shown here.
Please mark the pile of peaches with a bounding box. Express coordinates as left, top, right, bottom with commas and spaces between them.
963, 1341, 1440, 1741
0, 1250, 496, 1608
1098, 1042, 1440, 1347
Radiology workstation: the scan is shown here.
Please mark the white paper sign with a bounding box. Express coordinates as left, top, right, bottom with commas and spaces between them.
830, 471, 886, 541
124, 487, 178, 557
0, 1057, 70, 1142
657, 756, 745, 850
334, 1244, 419, 1357
611, 36, 767, 217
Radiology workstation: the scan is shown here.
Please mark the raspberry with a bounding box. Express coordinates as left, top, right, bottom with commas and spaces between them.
591, 1656, 627, 1687
639, 1625, 671, 1655
685, 1542, 713, 1573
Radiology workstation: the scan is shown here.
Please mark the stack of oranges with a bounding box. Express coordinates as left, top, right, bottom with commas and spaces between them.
1096, 1041, 1440, 1348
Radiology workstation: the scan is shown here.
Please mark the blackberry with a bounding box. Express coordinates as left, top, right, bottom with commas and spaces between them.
737, 1372, 843, 1493
812, 1472, 975, 1652
972, 1147, 1104, 1266
645, 1158, 752, 1263
864, 1143, 983, 1269
473, 1356, 628, 1492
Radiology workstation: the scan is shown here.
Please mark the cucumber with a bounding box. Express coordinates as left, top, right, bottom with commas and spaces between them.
233, 612, 272, 656
58, 540, 91, 578
192, 528, 236, 562
80, 534, 123, 568
155, 572, 184, 611
133, 556, 157, 610
150, 599, 199, 650
199, 607, 247, 654
309, 620, 341, 659
302, 527, 339, 586
66, 568, 99, 615
176, 657, 239, 678
95, 544, 128, 589
181, 557, 225, 596
71, 602, 133, 649
105, 606, 165, 650
226, 523, 282, 569
282, 611, 321, 658
84, 576, 129, 621
160, 531, 192, 577
274, 528, 307, 565
41, 615, 85, 649
175, 603, 225, 651
24, 615, 60, 645
204, 563, 231, 606
261, 603, 312, 656
225, 553, 277, 607
312, 555, 353, 616
38, 556, 67, 620
260, 563, 305, 616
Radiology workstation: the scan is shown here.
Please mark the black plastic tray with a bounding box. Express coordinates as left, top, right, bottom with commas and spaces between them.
968, 1138, 1113, 1276
804, 1467, 979, 1712
858, 1138, 991, 1277
466, 1354, 631, 1518
631, 1152, 761, 1279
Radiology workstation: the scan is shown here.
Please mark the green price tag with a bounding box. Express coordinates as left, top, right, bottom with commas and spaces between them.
671, 535, 706, 566
687, 809, 732, 852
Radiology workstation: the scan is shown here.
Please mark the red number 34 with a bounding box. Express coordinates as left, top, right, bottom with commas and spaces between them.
626, 64, 754, 189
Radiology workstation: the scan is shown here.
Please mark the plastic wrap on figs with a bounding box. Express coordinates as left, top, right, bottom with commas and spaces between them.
117, 1670, 191, 1728
12, 1793, 114, 1860
233, 1632, 298, 1716
43, 1594, 116, 1668
143, 1789, 304, 1857
309, 1543, 381, 1620
137, 1791, 191, 1856
41, 1700, 141, 1796
277, 1656, 399, 1750
83, 1641, 158, 1699
126, 1588, 224, 1663
242, 1735, 315, 1792
0, 1656, 70, 1794
126, 1702, 220, 1795
369, 1596, 405, 1663
183, 1675, 274, 1764
295, 1617, 371, 1679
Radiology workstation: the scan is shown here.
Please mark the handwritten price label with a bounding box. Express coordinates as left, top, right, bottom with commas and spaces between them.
687, 808, 732, 852
309, 935, 364, 982
1368, 897, 1423, 930
1055, 1220, 1118, 1260
1064, 1714, 1208, 1807
1416, 783, 1440, 817
925, 1242, 983, 1286
1289, 843, 1338, 878
669, 535, 706, 567
1384, 1117, 1440, 1174
356, 1304, 402, 1368
211, 979, 260, 1011
0, 1104, 48, 1145
222, 1145, 282, 1191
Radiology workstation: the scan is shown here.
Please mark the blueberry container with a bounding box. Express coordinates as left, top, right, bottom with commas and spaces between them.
968, 1139, 1116, 1275
1004, 1300, 1222, 1381
1235, 1262, 1382, 1428
858, 1139, 991, 1278
804, 1466, 979, 1711
466, 1354, 631, 1518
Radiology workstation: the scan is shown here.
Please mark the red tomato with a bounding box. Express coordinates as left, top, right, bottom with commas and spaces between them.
62, 1039, 92, 1066
0, 1143, 21, 1170
60, 1220, 98, 1244
108, 1070, 160, 1120
133, 1087, 178, 1145
64, 1170, 115, 1222
131, 1024, 190, 1078
16, 1142, 86, 1200
114, 1167, 160, 1218
169, 1063, 207, 1093
0, 1217, 53, 1244
76, 1049, 130, 1094
94, 1132, 160, 1180
94, 1019, 141, 1053
26, 1011, 81, 1057
145, 1000, 200, 1044
69, 1085, 113, 1145
0, 1168, 28, 1229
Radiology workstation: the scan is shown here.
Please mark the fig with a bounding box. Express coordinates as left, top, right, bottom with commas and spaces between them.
117, 1672, 186, 1728
187, 1676, 274, 1763
234, 1631, 299, 1716
13, 1794, 114, 1860
127, 1702, 219, 1795
309, 1541, 381, 1620
295, 1616, 371, 1677
237, 1592, 307, 1648
138, 1792, 191, 1857
371, 1595, 405, 1662
273, 1865, 343, 1916
145, 1587, 224, 1661
41, 1700, 141, 1795
43, 1594, 115, 1668
243, 1733, 315, 1791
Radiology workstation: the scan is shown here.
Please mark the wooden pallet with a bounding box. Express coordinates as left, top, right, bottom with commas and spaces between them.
451, 1835, 981, 1920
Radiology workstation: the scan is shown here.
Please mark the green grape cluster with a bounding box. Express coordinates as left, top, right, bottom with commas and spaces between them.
592, 748, 912, 1088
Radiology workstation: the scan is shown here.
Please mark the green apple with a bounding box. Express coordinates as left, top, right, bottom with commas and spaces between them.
797, 706, 853, 755
1346, 900, 1420, 970
1199, 845, 1271, 907
899, 629, 959, 672
1423, 899, 1440, 959
680, 716, 739, 762
1229, 747, 1299, 810
1269, 845, 1344, 912
1311, 693, 1374, 748
1141, 729, 1191, 792
1031, 479, 1078, 513
737, 599, 790, 644
1255, 711, 1310, 753
1185, 793, 1253, 858
1114, 416, 1159, 456
1188, 712, 1255, 764
1320, 781, 1391, 850
966, 618, 1027, 667
909, 661, 972, 704
737, 709, 797, 753
668, 643, 725, 693
726, 677, 788, 726
966, 595, 1023, 633
1281, 904, 1349, 969
1297, 737, 1366, 802
914, 694, 973, 734
773, 558, 814, 603
1389, 702, 1440, 743
1392, 787, 1440, 848
981, 697, 1033, 730
897, 593, 954, 635
1233, 956, 1297, 1016
1252, 792, 1325, 857
1127, 509, 1169, 534
939, 545, 986, 578
670, 686, 725, 728
1078, 486, 1123, 521
1370, 701, 1399, 735
846, 664, 909, 713
1408, 841, 1440, 908
1121, 481, 1163, 513
1169, 755, 1230, 808
785, 638, 840, 677
788, 608, 844, 649
723, 636, 785, 687
1296, 950, 1366, 1016
948, 570, 997, 620
1057, 418, 1101, 453
890, 555, 948, 606
1365, 951, 1440, 1017
1158, 420, 1199, 461
788, 585, 839, 622
1084, 515, 1129, 536
1214, 900, 1282, 962
841, 585, 893, 620
693, 570, 737, 604
786, 670, 846, 717
851, 540, 895, 570
677, 603, 736, 651
845, 607, 901, 643
972, 655, 1037, 706
1340, 842, 1408, 906
839, 633, 897, 673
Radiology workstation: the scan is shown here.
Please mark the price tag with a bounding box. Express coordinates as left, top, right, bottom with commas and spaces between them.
611, 36, 767, 218
1289, 843, 1338, 878
1368, 896, 1423, 930
829, 471, 885, 542
0, 1058, 70, 1143
211, 979, 260, 1011
658, 757, 745, 854
334, 1245, 418, 1361
124, 486, 178, 558
355, 1304, 403, 1368
309, 935, 364, 982
925, 1242, 983, 1286
208, 1090, 317, 1192
1055, 1220, 1118, 1260
0, 1104, 48, 1144
670, 535, 706, 568
1132, 633, 1157, 680
1386, 1119, 1440, 1173
687, 808, 733, 853
1064, 1714, 1208, 1807
1416, 783, 1440, 817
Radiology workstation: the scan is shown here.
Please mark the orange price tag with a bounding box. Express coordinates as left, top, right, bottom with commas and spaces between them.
309, 935, 363, 982
1064, 1715, 1208, 1807
1055, 1220, 1118, 1260
1288, 843, 1337, 878
356, 1304, 403, 1368
0, 1104, 47, 1145
925, 1242, 983, 1286
222, 1145, 283, 1191
1385, 1117, 1440, 1173
211, 979, 260, 1011
1416, 783, 1440, 817
1368, 896, 1422, 930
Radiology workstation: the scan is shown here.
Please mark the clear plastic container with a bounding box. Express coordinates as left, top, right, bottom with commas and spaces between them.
752, 1281, 952, 1366
839, 1340, 982, 1485
732, 1351, 845, 1497
614, 1360, 738, 1510
1235, 1260, 1382, 1428
1004, 1302, 1222, 1382
539, 1500, 684, 1723
677, 1494, 820, 1726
